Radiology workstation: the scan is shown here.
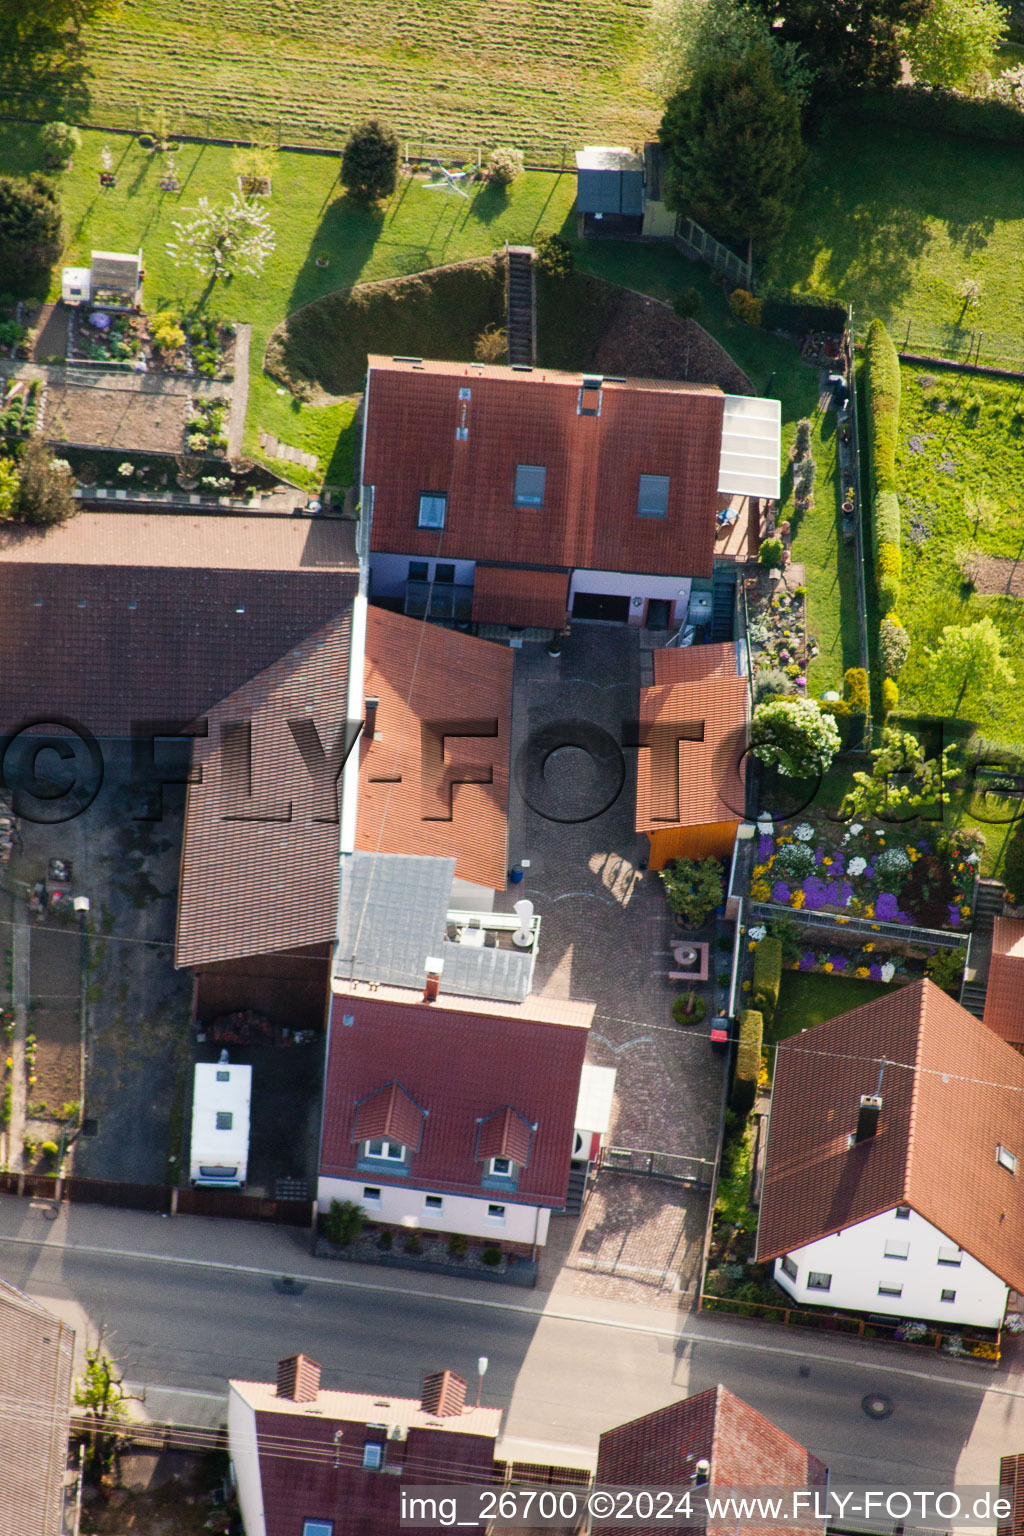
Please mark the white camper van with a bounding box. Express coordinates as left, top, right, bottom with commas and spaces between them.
189, 1052, 252, 1188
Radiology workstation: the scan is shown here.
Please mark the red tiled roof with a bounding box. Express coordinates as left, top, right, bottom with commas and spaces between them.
0, 1279, 75, 1536
476, 1105, 534, 1165
983, 918, 1024, 1045
471, 567, 569, 628
756, 980, 1024, 1292
597, 1385, 825, 1536
0, 513, 357, 736
359, 607, 512, 889
352, 1082, 427, 1150
364, 357, 724, 580
636, 644, 748, 831
175, 607, 354, 968
320, 992, 589, 1206
999, 1455, 1024, 1536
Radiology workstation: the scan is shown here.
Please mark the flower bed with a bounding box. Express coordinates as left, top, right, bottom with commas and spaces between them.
750, 819, 978, 928
746, 580, 813, 689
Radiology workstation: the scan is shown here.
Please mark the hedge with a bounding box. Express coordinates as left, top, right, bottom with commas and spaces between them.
879, 616, 910, 678
881, 678, 898, 715
843, 666, 870, 713
873, 488, 900, 547
858, 83, 1024, 148
731, 1010, 764, 1115
865, 319, 901, 494
878, 571, 900, 614
752, 937, 782, 1022
761, 293, 847, 335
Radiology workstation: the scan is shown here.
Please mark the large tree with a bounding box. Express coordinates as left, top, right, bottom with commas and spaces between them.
0, 173, 63, 291
341, 119, 400, 203
13, 439, 76, 526
651, 0, 811, 101
749, 0, 930, 96
0, 0, 112, 40
660, 44, 806, 247
902, 0, 1006, 91
924, 616, 1013, 715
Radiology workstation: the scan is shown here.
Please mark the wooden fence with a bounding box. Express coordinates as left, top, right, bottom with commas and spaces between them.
0, 1171, 312, 1226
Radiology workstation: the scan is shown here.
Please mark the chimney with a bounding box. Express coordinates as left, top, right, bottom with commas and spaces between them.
423, 956, 444, 1004
420, 1370, 467, 1417
364, 696, 379, 739
854, 1094, 882, 1144
276, 1354, 321, 1403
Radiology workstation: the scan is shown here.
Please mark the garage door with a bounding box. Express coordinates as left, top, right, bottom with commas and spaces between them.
572, 591, 630, 623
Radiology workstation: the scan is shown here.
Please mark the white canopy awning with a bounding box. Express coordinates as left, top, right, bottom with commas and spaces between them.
717, 393, 781, 501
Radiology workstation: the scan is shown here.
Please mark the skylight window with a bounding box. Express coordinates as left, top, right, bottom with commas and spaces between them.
998, 1144, 1018, 1174
637, 474, 670, 518
514, 464, 546, 507
418, 492, 447, 529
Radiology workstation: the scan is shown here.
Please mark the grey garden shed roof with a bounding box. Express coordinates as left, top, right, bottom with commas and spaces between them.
574, 146, 644, 215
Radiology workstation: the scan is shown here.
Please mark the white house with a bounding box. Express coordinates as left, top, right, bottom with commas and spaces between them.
190, 1054, 252, 1187
757, 979, 1024, 1332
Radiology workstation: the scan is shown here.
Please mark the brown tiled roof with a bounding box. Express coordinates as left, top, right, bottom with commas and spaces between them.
321, 991, 589, 1206
597, 1385, 825, 1536
175, 607, 354, 968
364, 356, 724, 580
471, 566, 569, 628
983, 918, 1024, 1045
756, 979, 1024, 1292
0, 513, 357, 737
352, 1081, 427, 1149
359, 607, 512, 889
477, 1105, 534, 1165
999, 1454, 1024, 1536
636, 644, 748, 831
0, 1279, 75, 1536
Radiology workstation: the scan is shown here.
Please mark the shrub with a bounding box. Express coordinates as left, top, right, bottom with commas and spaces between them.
793, 455, 816, 502
767, 915, 802, 966
40, 121, 80, 167
324, 1198, 365, 1246
794, 417, 812, 458
759, 536, 784, 568
772, 840, 817, 879
926, 948, 966, 994
535, 233, 573, 278
481, 1246, 502, 1267
0, 174, 64, 290
876, 846, 912, 890
752, 667, 792, 705
40, 1140, 59, 1163
404, 1234, 423, 1255
341, 119, 400, 202
876, 541, 902, 579
729, 288, 763, 325
865, 318, 901, 491
377, 1229, 393, 1250
732, 1010, 763, 1114
879, 617, 910, 679
873, 485, 901, 562
473, 323, 507, 364
485, 146, 524, 186
843, 666, 870, 714
881, 677, 899, 715
151, 310, 185, 351
13, 439, 76, 526
752, 938, 782, 1023
672, 993, 708, 1025
878, 570, 900, 614
660, 856, 724, 925
448, 1232, 469, 1257
674, 286, 703, 320
751, 696, 841, 777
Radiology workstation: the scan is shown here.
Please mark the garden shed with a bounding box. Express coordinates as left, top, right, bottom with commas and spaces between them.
61, 249, 143, 310
574, 146, 644, 238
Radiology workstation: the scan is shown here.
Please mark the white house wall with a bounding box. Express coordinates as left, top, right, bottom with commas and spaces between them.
228, 1388, 266, 1536
318, 1175, 551, 1246
568, 570, 692, 628
772, 1207, 1008, 1330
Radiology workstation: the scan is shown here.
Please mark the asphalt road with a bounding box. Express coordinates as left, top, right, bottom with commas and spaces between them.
0, 1213, 1018, 1490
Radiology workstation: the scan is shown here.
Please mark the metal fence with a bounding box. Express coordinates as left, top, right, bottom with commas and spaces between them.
747, 900, 971, 949
0, 1170, 313, 1225
600, 1145, 716, 1188
674, 218, 752, 290
853, 314, 1024, 374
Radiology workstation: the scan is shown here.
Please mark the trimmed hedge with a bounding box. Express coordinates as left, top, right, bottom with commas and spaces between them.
731, 1010, 764, 1115
876, 541, 901, 578
881, 678, 898, 715
842, 666, 870, 713
878, 571, 900, 614
873, 488, 901, 546
865, 319, 901, 493
761, 293, 847, 334
752, 937, 782, 1023
859, 83, 1024, 148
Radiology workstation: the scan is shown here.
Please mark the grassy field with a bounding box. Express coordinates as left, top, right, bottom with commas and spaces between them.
764, 119, 1024, 364
1, 0, 657, 160
770, 970, 896, 1044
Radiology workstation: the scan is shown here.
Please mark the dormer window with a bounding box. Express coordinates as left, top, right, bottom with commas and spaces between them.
418, 492, 447, 529
364, 1139, 406, 1162
637, 474, 670, 518
514, 465, 546, 507
488, 1156, 512, 1177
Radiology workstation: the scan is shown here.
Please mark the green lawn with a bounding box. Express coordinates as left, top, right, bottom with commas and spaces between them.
764, 118, 1024, 366
0, 0, 657, 161
770, 970, 897, 1043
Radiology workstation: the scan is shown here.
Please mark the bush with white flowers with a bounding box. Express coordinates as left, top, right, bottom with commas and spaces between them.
876, 847, 911, 889
794, 823, 814, 841
748, 925, 767, 942
880, 961, 896, 982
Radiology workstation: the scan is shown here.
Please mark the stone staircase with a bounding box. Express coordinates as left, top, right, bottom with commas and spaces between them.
960, 879, 1004, 1019
565, 1166, 589, 1216
506, 246, 536, 366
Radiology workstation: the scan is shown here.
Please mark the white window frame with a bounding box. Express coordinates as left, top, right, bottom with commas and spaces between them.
998, 1144, 1018, 1174
937, 1246, 962, 1267
884, 1239, 910, 1260
362, 1186, 382, 1206
364, 1139, 406, 1162
806, 1271, 831, 1291
486, 1203, 506, 1223
424, 1194, 443, 1211
488, 1156, 514, 1177
362, 1443, 383, 1470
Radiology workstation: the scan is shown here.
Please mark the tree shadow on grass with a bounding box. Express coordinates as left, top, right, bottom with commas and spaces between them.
285, 189, 388, 318
470, 180, 509, 226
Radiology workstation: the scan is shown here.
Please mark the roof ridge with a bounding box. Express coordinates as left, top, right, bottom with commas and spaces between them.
904, 978, 937, 1203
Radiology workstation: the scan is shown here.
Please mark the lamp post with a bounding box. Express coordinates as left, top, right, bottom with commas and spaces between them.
476, 1356, 488, 1409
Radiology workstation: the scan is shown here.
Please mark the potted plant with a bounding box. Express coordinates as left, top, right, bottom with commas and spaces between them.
672, 993, 707, 1026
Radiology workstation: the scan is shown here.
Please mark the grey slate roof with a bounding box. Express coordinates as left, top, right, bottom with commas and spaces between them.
333, 851, 534, 1004
575, 146, 644, 215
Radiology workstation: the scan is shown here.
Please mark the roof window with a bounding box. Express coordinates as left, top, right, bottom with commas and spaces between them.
998, 1144, 1018, 1174
514, 465, 546, 507
637, 474, 670, 518
418, 492, 447, 530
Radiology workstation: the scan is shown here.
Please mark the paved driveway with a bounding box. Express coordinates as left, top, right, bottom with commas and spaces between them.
501, 626, 725, 1305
